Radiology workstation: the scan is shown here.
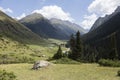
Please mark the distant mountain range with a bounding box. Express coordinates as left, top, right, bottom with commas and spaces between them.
0, 11, 43, 44
50, 18, 86, 34
20, 13, 86, 40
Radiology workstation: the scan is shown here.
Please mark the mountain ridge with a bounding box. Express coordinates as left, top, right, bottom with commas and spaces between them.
20, 13, 86, 40
90, 6, 120, 32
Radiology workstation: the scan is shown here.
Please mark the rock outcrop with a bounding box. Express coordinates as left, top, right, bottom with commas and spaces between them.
32, 60, 52, 70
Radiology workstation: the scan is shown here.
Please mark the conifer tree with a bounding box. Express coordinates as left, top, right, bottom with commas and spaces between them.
68, 34, 76, 59
53, 45, 63, 59
75, 31, 82, 59
69, 31, 83, 60
69, 34, 76, 51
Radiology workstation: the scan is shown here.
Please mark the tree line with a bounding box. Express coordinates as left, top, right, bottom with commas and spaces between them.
53, 31, 119, 62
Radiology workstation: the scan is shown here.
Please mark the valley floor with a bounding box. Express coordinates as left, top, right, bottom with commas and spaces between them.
0, 63, 120, 80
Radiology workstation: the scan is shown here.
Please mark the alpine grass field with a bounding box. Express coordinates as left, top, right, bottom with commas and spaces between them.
0, 63, 120, 80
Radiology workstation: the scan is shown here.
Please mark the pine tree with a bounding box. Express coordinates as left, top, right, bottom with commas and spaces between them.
53, 45, 63, 59
69, 34, 76, 51
69, 31, 83, 60
68, 34, 76, 59
75, 31, 82, 59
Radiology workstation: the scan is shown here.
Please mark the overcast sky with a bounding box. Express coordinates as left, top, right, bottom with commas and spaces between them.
0, 0, 120, 29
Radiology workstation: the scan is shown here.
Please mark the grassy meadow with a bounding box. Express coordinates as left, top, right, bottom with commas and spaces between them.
0, 63, 120, 80
0, 37, 120, 80
0, 37, 64, 57
0, 37, 62, 63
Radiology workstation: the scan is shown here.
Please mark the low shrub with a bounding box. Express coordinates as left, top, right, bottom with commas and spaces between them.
0, 70, 16, 80
53, 58, 81, 64
98, 59, 120, 67
118, 70, 120, 76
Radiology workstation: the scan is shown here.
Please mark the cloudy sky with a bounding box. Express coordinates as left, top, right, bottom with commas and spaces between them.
0, 0, 120, 29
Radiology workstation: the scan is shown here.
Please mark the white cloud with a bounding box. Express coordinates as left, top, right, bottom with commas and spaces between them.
88, 0, 120, 16
32, 5, 74, 22
16, 13, 26, 20
80, 0, 120, 29
0, 7, 13, 13
80, 14, 98, 29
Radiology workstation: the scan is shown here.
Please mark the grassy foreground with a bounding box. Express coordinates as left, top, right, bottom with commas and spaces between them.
0, 63, 120, 80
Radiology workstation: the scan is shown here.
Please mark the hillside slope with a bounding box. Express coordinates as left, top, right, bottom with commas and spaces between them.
0, 11, 43, 44
83, 6, 120, 59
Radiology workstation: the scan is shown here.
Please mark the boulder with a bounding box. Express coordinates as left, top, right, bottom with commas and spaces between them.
32, 60, 52, 70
